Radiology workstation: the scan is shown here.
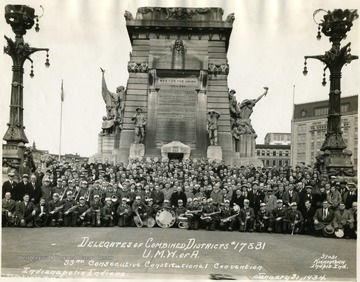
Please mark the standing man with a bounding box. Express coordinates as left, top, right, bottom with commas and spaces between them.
131, 107, 147, 144
12, 174, 32, 202
14, 194, 36, 227
2, 171, 17, 198
29, 174, 42, 204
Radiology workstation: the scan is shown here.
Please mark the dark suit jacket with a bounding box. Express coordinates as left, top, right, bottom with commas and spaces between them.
28, 182, 42, 204
2, 180, 18, 198
15, 201, 35, 220
12, 181, 33, 201
313, 208, 334, 230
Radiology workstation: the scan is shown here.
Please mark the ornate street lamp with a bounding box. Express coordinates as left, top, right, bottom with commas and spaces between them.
303, 9, 358, 177
3, 4, 50, 171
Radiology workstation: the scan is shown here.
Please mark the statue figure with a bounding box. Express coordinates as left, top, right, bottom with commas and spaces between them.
132, 107, 147, 144
207, 110, 220, 146
230, 87, 269, 138
100, 68, 126, 134
239, 87, 268, 120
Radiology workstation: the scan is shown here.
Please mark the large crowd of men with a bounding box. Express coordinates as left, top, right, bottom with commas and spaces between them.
2, 158, 357, 239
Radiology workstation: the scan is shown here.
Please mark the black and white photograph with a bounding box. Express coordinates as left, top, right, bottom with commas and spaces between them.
1, 0, 358, 281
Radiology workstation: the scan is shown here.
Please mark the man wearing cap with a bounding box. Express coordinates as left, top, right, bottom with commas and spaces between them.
12, 174, 32, 202
313, 200, 335, 236
239, 199, 255, 232
151, 184, 164, 211
343, 183, 357, 210
327, 184, 342, 210
263, 187, 277, 213
175, 199, 187, 219
201, 198, 219, 231
272, 199, 287, 233
101, 198, 114, 227
2, 171, 17, 199
89, 195, 103, 227
14, 194, 36, 227
333, 202, 354, 239
34, 197, 50, 227
63, 191, 78, 227
186, 198, 202, 230
132, 195, 147, 227
41, 178, 54, 203
2, 192, 16, 227
131, 107, 147, 144
256, 202, 273, 232
286, 202, 304, 234
76, 196, 90, 226
117, 198, 132, 227
299, 185, 314, 215
48, 193, 65, 227
219, 200, 237, 231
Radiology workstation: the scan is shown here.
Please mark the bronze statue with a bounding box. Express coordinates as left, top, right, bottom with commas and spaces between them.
207, 110, 220, 146
100, 68, 126, 134
132, 107, 147, 144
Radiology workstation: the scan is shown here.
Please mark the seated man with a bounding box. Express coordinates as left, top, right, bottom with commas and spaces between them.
132, 195, 147, 227
90, 195, 103, 227
101, 198, 114, 227
348, 202, 357, 239
256, 202, 273, 233
239, 199, 255, 232
201, 198, 219, 231
14, 194, 36, 227
186, 198, 202, 230
272, 199, 287, 233
219, 200, 238, 231
77, 196, 90, 226
302, 200, 316, 235
48, 193, 65, 227
34, 197, 50, 227
63, 191, 78, 227
117, 197, 132, 227
313, 200, 335, 237
286, 202, 304, 234
2, 192, 16, 227
333, 202, 354, 239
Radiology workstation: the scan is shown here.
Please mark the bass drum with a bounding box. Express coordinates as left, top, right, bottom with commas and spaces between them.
155, 209, 176, 228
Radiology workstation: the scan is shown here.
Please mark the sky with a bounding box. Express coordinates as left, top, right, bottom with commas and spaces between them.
0, 0, 359, 158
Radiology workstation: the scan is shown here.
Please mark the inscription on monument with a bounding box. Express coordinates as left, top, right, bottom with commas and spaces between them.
155, 78, 198, 144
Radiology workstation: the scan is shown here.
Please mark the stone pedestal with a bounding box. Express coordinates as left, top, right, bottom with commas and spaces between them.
89, 133, 121, 163
237, 134, 256, 158
207, 146, 223, 162
129, 143, 145, 160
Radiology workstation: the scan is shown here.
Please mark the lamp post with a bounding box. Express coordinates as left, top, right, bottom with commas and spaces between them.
303, 9, 358, 177
3, 4, 50, 172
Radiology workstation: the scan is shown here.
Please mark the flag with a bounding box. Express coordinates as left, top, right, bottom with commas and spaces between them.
61, 80, 64, 102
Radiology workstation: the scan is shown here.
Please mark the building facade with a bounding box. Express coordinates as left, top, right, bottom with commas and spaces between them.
255, 144, 291, 168
291, 95, 358, 167
264, 133, 291, 146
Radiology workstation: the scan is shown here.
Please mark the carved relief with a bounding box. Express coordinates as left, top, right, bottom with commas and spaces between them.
128, 61, 149, 73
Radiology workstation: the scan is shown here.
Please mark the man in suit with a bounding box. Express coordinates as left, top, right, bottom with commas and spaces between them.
302, 200, 316, 235
2, 171, 17, 198
11, 174, 32, 202
272, 199, 287, 233
14, 194, 36, 227
282, 183, 300, 207
333, 202, 354, 238
170, 186, 187, 208
34, 197, 50, 227
313, 200, 335, 236
28, 174, 42, 204
343, 182, 357, 210
2, 192, 16, 227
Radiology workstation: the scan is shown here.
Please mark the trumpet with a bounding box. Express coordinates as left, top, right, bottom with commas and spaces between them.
134, 211, 143, 227
64, 204, 78, 215
50, 205, 64, 214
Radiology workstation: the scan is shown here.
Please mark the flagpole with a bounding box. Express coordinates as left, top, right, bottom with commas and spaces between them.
59, 80, 63, 162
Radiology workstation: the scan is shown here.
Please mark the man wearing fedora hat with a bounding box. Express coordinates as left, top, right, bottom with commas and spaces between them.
131, 107, 147, 144
2, 171, 17, 198
313, 200, 335, 236
12, 174, 32, 202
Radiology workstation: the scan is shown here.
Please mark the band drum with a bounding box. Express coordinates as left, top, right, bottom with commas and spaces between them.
155, 209, 176, 228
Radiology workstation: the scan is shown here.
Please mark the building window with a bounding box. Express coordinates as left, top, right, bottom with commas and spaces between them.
341, 103, 349, 113
301, 110, 306, 117
314, 107, 328, 116
273, 160, 276, 166
261, 150, 265, 156
273, 151, 276, 156
266, 160, 270, 166
279, 151, 283, 156
257, 150, 260, 156
279, 160, 282, 166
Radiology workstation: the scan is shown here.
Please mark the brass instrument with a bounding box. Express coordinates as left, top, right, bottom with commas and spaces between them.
220, 212, 239, 223
80, 207, 92, 220
64, 204, 78, 215
200, 211, 221, 220
134, 211, 143, 227
185, 209, 202, 216
60, 187, 69, 201
177, 214, 188, 229
50, 204, 64, 214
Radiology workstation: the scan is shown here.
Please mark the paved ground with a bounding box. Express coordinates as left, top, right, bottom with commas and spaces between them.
1, 227, 357, 281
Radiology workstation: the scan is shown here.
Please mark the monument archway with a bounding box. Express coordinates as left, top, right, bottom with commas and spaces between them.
161, 141, 191, 160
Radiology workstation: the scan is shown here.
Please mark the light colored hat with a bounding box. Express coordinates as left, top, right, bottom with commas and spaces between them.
135, 196, 141, 200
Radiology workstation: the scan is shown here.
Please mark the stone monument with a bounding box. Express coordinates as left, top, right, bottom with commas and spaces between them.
92, 7, 270, 165
116, 7, 235, 164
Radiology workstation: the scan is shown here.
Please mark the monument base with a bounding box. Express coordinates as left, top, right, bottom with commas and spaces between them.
207, 146, 223, 162
129, 143, 145, 160
89, 133, 121, 163
235, 134, 256, 158
320, 149, 355, 178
